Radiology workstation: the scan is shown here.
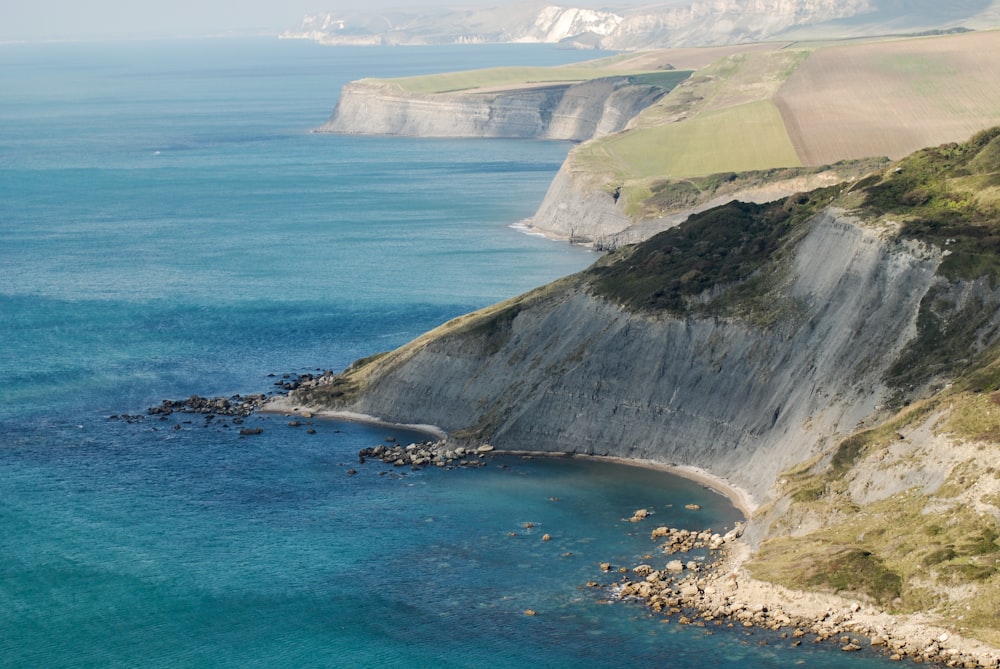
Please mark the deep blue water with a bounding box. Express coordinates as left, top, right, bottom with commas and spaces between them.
0, 38, 899, 667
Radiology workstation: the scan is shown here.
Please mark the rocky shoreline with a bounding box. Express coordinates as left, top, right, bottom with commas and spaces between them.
108, 371, 336, 431
115, 383, 1000, 666
604, 520, 1000, 669
336, 429, 1000, 667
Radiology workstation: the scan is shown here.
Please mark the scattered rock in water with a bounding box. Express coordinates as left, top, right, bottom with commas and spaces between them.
628, 508, 650, 523
272, 370, 336, 392
148, 393, 269, 419
356, 439, 496, 471
239, 427, 263, 436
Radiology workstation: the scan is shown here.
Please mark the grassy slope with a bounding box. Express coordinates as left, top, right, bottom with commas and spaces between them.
568, 47, 810, 213
567, 31, 1000, 220
592, 100, 800, 178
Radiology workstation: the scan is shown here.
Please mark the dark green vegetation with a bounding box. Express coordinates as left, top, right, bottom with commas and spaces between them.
639, 159, 887, 219
856, 126, 1000, 281
806, 548, 903, 605
626, 70, 690, 90
587, 187, 839, 315
883, 285, 1000, 402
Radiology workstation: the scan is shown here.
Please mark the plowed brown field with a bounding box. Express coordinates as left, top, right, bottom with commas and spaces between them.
776, 30, 1000, 165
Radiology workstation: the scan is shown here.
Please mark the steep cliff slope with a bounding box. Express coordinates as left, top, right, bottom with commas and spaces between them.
319, 73, 677, 140
280, 128, 1000, 642
285, 131, 1000, 495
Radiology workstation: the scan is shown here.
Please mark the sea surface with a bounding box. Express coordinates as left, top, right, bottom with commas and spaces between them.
0, 38, 900, 667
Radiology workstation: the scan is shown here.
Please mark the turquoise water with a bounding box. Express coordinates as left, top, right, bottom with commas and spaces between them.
0, 39, 899, 667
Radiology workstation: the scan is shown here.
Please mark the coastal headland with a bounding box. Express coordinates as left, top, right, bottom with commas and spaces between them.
269, 25, 1000, 664
322, 30, 1000, 249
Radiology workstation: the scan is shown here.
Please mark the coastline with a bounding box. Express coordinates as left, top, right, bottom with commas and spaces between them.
264, 395, 1000, 666
623, 539, 1000, 668
264, 396, 755, 517
261, 396, 448, 440
585, 454, 757, 518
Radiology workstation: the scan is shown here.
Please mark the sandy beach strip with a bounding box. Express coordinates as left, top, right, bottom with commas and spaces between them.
264, 396, 753, 517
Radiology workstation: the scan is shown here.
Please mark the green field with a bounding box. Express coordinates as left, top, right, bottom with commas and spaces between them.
384, 66, 689, 94
578, 99, 801, 179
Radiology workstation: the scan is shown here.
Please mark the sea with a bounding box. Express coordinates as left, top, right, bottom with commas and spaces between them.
0, 38, 902, 667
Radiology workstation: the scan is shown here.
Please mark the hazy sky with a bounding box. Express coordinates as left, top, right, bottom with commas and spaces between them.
1, 0, 463, 41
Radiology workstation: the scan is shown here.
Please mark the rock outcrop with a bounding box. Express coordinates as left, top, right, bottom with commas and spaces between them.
527, 163, 631, 242
318, 76, 668, 141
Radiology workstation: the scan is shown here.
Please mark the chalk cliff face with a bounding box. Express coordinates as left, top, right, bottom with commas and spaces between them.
285, 0, 1000, 49
318, 77, 667, 141
283, 204, 974, 505
523, 163, 629, 242
283, 0, 884, 50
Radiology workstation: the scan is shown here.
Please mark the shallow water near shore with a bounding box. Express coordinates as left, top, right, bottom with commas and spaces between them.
0, 38, 903, 667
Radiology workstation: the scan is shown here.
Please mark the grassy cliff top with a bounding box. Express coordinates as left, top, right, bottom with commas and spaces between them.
375, 60, 690, 95
851, 126, 1000, 280
565, 30, 1000, 217
587, 127, 1000, 319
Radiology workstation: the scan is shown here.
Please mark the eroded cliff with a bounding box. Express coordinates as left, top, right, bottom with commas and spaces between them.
286, 198, 957, 504
318, 75, 670, 141
277, 128, 1000, 643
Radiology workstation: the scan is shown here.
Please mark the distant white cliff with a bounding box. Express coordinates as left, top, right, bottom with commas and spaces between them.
283, 0, 1000, 49
281, 0, 910, 50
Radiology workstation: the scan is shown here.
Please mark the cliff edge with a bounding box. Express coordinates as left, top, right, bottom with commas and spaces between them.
529, 30, 1000, 246
318, 72, 678, 141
